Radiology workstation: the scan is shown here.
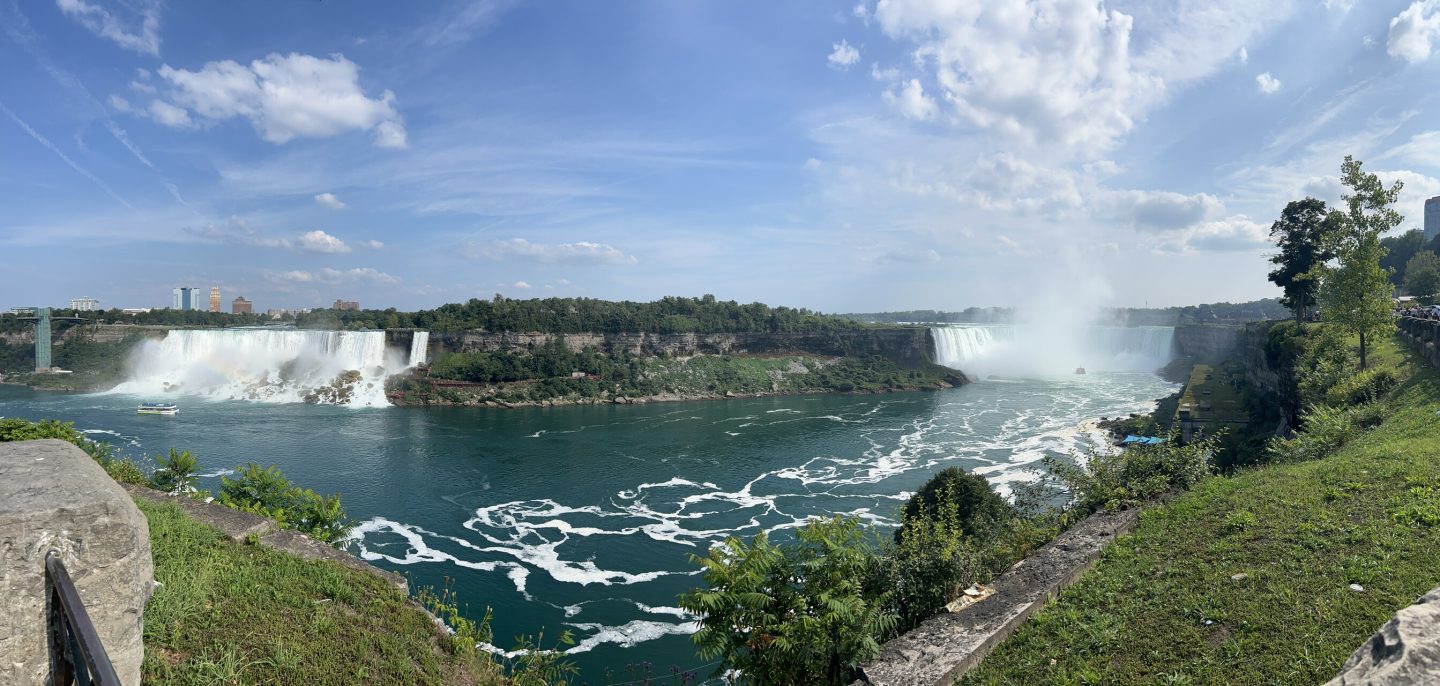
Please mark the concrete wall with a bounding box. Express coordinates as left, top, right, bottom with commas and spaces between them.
0, 440, 153, 686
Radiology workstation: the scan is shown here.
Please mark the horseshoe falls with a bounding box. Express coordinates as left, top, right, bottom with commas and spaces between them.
930, 324, 1176, 377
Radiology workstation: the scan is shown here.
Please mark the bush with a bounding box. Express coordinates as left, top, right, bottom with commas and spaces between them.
1324, 367, 1398, 407
897, 467, 1012, 544
220, 463, 352, 543
1265, 402, 1383, 463
151, 448, 199, 495
1047, 436, 1214, 513
885, 495, 980, 632
679, 517, 896, 686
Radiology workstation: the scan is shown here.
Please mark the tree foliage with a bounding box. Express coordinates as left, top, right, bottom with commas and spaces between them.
1380, 229, 1429, 287
219, 463, 353, 543
1314, 156, 1400, 369
679, 517, 896, 685
1268, 198, 1334, 321
1404, 251, 1440, 305
897, 467, 1012, 544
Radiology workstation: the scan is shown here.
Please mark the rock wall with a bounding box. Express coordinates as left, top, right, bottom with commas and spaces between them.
410, 327, 940, 368
1172, 324, 1243, 362
1399, 317, 1440, 370
0, 440, 153, 686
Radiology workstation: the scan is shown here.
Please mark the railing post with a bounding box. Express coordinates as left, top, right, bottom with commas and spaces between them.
46, 551, 121, 685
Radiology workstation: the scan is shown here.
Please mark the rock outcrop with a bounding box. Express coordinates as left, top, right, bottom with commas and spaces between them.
1325, 585, 1440, 685
0, 439, 154, 686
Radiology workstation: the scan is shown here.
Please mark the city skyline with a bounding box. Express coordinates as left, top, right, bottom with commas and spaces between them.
4, 2, 1440, 312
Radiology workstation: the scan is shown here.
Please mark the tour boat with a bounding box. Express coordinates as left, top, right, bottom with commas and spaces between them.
1074, 367, 1086, 375
137, 403, 179, 416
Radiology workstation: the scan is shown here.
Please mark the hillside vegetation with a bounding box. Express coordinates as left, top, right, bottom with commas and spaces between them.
961, 334, 1439, 685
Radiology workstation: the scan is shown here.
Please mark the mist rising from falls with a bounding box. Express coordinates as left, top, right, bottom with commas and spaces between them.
112, 329, 427, 407
931, 324, 1174, 377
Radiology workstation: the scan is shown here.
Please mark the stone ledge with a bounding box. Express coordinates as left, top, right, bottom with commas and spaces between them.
857, 507, 1141, 686
121, 484, 405, 594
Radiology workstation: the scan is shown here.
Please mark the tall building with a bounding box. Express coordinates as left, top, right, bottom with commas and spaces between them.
171, 287, 199, 310
209, 286, 221, 312
232, 296, 253, 314
1426, 196, 1440, 241
332, 299, 359, 311
69, 297, 99, 311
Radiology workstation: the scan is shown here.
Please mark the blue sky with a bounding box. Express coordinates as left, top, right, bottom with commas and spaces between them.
4, 0, 1440, 312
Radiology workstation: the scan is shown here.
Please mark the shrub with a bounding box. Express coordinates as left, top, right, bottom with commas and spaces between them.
102, 456, 149, 485
0, 417, 85, 442
1324, 367, 1398, 407
885, 495, 980, 633
1047, 436, 1214, 513
219, 463, 353, 543
151, 448, 199, 494
679, 517, 896, 686
897, 467, 1012, 544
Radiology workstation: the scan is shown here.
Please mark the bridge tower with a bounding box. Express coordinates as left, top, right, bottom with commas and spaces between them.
18, 307, 84, 372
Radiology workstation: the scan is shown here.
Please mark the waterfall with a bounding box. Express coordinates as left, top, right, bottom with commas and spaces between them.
931, 325, 1174, 377
111, 329, 427, 407
409, 331, 430, 367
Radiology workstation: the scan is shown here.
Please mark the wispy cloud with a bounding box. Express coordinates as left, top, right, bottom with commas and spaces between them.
0, 98, 132, 209
466, 238, 638, 265
55, 0, 161, 56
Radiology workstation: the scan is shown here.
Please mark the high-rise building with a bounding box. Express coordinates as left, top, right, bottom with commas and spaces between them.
1426, 196, 1440, 241
69, 297, 99, 311
171, 287, 199, 310
332, 299, 360, 311
209, 286, 221, 312
232, 296, 253, 314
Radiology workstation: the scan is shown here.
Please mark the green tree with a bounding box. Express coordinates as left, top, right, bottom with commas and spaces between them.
151, 448, 199, 494
1268, 198, 1334, 322
896, 467, 1011, 544
1315, 156, 1400, 369
679, 517, 896, 685
1380, 228, 1429, 286
1404, 251, 1440, 305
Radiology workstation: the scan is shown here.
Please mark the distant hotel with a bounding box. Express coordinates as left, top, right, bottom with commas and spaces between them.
1426, 196, 1440, 241
172, 287, 200, 310
209, 286, 221, 312
69, 297, 99, 311
232, 296, 253, 314
332, 299, 360, 311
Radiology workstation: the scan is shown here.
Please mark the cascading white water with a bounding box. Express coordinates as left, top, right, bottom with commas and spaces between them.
409, 331, 430, 366
112, 329, 428, 407
932, 324, 1174, 376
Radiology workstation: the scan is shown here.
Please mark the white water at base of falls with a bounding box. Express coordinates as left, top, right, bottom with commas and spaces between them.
931, 324, 1175, 377
110, 329, 427, 407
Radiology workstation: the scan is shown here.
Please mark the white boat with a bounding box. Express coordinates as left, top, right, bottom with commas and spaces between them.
137, 403, 179, 416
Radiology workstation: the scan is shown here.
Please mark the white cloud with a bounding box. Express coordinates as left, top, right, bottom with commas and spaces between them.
1168, 216, 1271, 253
314, 192, 347, 210
869, 0, 1293, 157
803, 157, 824, 170
883, 79, 938, 121
1255, 72, 1282, 94
363, 239, 385, 249
828, 39, 861, 69
1323, 0, 1354, 12
468, 238, 638, 265
147, 99, 193, 127
873, 247, 941, 264
513, 280, 532, 289
869, 62, 899, 81
1107, 189, 1223, 232
55, 0, 160, 56
277, 267, 399, 284
152, 53, 406, 147
1388, 1, 1440, 64
1238, 47, 1248, 64
297, 229, 351, 253
129, 80, 155, 94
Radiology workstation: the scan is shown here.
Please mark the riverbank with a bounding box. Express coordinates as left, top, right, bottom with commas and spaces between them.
961, 334, 1439, 684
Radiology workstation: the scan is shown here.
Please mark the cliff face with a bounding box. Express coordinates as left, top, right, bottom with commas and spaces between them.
1172, 324, 1243, 362
403, 327, 941, 369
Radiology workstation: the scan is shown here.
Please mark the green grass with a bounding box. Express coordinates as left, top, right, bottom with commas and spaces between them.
962, 335, 1440, 686
137, 498, 500, 686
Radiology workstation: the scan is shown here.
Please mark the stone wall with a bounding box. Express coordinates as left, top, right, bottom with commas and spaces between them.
414, 327, 940, 369
1398, 317, 1440, 369
0, 440, 154, 686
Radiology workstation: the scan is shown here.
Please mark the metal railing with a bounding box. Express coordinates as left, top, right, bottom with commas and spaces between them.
46, 550, 119, 685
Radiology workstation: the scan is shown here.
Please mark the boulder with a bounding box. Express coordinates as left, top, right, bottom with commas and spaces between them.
1325, 585, 1440, 685
0, 439, 154, 686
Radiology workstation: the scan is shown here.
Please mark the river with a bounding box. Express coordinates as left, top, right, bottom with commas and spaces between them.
0, 364, 1175, 678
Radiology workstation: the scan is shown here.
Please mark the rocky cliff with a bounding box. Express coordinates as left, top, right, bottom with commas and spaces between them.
1172, 324, 1243, 362
394, 327, 941, 368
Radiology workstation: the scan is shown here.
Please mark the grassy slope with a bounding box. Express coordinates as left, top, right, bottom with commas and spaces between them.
963, 335, 1440, 686
137, 498, 500, 686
